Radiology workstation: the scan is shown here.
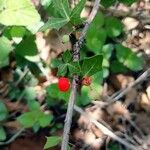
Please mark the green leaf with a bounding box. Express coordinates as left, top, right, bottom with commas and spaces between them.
102, 67, 109, 78
17, 110, 53, 128
0, 36, 13, 68
91, 12, 104, 28
27, 100, 40, 111
70, 0, 86, 24
0, 101, 8, 121
101, 44, 114, 59
10, 26, 26, 38
81, 55, 103, 76
46, 84, 70, 101
0, 0, 40, 26
118, 0, 136, 5
105, 17, 123, 38
52, 0, 71, 19
51, 58, 63, 68
38, 114, 53, 127
0, 127, 6, 141
101, 0, 116, 8
57, 64, 68, 76
125, 53, 144, 71
62, 50, 72, 63
110, 60, 128, 73
39, 18, 68, 31
68, 61, 81, 75
44, 136, 61, 149
86, 28, 107, 52
15, 36, 38, 62
17, 111, 37, 128
115, 44, 144, 71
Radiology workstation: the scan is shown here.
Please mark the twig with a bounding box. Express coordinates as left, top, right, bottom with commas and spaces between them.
107, 68, 150, 104
61, 0, 101, 149
0, 128, 25, 146
74, 105, 143, 150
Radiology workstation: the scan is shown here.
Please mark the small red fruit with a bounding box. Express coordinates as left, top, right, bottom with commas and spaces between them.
82, 76, 92, 86
58, 77, 70, 92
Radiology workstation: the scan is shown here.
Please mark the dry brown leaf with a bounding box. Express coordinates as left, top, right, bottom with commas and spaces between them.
123, 17, 139, 30
106, 101, 130, 119
125, 88, 138, 106
84, 130, 96, 145
4, 121, 21, 130
139, 92, 150, 112
135, 112, 150, 134
109, 74, 134, 89
146, 85, 150, 100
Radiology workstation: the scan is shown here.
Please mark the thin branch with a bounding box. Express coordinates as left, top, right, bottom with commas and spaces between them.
74, 105, 143, 150
107, 68, 150, 104
0, 128, 25, 146
61, 0, 101, 149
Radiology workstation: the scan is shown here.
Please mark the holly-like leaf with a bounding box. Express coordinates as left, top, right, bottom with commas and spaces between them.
0, 36, 13, 68
105, 17, 123, 38
70, 0, 86, 24
81, 55, 103, 76
44, 136, 61, 149
68, 61, 81, 75
115, 44, 144, 71
0, 127, 6, 141
62, 50, 72, 63
57, 64, 68, 76
39, 18, 68, 31
52, 0, 71, 19
0, 0, 40, 26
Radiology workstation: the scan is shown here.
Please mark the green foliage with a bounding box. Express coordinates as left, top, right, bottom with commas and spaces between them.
101, 0, 137, 7
15, 36, 40, 63
105, 17, 123, 38
17, 110, 53, 128
44, 136, 61, 149
0, 36, 13, 68
81, 55, 103, 76
46, 84, 70, 102
40, 0, 86, 31
70, 0, 86, 24
116, 44, 144, 71
86, 12, 106, 51
101, 0, 116, 8
0, 127, 6, 141
0, 0, 144, 149
0, 101, 8, 121
0, 0, 40, 26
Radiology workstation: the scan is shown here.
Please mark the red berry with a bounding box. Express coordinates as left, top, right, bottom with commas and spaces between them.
58, 77, 70, 92
82, 76, 92, 86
